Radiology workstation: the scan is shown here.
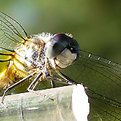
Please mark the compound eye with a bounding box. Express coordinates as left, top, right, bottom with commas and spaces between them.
45, 33, 80, 60
45, 34, 69, 58
52, 33, 68, 42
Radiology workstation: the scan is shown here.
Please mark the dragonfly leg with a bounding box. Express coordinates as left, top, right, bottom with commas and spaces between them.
50, 79, 56, 88
1, 73, 35, 105
27, 72, 42, 92
27, 73, 55, 101
55, 70, 77, 85
46, 76, 73, 86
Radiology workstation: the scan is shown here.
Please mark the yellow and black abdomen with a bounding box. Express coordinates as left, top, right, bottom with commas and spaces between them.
0, 50, 29, 93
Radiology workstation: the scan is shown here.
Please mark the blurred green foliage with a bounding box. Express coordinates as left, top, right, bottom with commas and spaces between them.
0, 0, 121, 62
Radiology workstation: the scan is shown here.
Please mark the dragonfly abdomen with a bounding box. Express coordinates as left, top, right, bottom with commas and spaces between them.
0, 62, 27, 92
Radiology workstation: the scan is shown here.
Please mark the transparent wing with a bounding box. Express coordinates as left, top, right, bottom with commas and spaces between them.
60, 50, 121, 121
0, 11, 29, 50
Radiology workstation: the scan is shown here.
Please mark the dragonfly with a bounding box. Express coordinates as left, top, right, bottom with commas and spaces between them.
0, 11, 121, 121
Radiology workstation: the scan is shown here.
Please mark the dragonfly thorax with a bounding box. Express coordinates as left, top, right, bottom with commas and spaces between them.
14, 35, 47, 72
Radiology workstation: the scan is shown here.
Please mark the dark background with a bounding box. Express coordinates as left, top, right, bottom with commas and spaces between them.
0, 0, 121, 62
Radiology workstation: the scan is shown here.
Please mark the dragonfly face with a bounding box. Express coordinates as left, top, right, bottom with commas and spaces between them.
0, 11, 121, 120
45, 33, 80, 68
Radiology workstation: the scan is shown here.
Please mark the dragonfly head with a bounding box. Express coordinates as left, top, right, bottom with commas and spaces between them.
45, 33, 80, 68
